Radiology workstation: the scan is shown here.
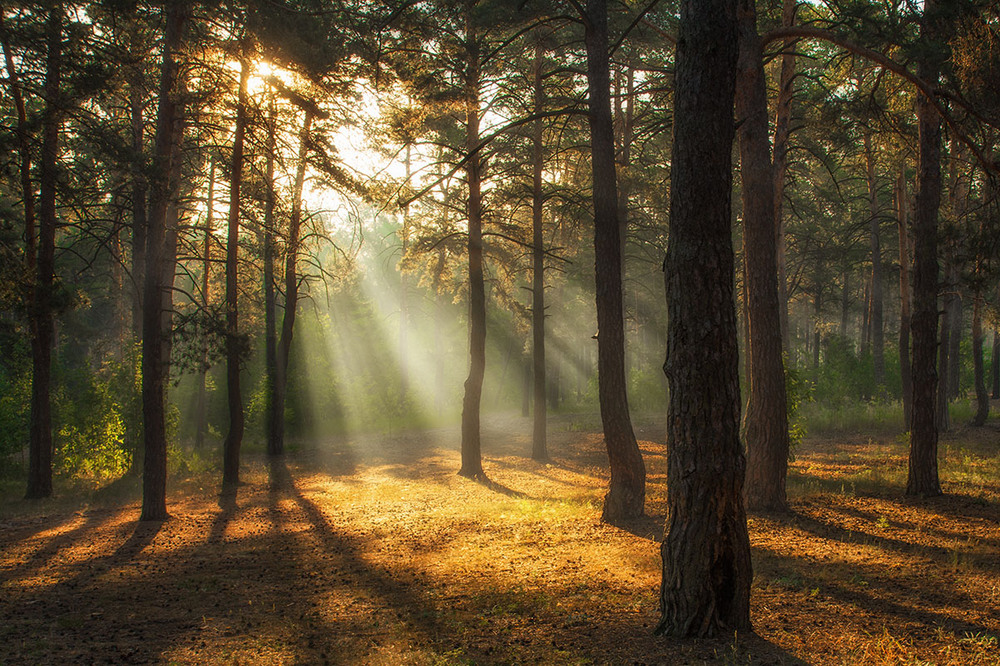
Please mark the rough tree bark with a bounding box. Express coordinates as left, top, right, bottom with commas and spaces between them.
222, 51, 249, 489
141, 4, 187, 521
907, 0, 943, 497
584, 0, 645, 522
24, 4, 62, 500
459, 11, 487, 480
735, 0, 789, 513
531, 34, 548, 461
657, 0, 751, 637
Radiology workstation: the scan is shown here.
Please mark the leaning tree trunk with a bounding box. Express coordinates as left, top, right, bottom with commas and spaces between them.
897, 171, 913, 429
25, 4, 62, 500
972, 291, 989, 426
907, 0, 943, 497
272, 108, 315, 457
222, 51, 249, 489
736, 0, 789, 513
658, 0, 751, 638
585, 0, 645, 522
459, 13, 487, 480
531, 34, 548, 461
864, 133, 885, 388
141, 4, 188, 521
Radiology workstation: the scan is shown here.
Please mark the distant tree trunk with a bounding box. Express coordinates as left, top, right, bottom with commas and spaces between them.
840, 273, 849, 337
992, 328, 1000, 399
907, 0, 943, 497
813, 291, 822, 370
141, 4, 188, 521
24, 4, 62, 500
948, 289, 962, 400
272, 107, 316, 457
531, 35, 548, 461
194, 156, 216, 449
400, 143, 412, 400
772, 0, 796, 357
263, 95, 278, 455
222, 52, 249, 489
459, 13, 486, 480
735, 0, 789, 513
658, 0, 751, 637
937, 275, 952, 433
897, 171, 913, 429
864, 133, 885, 388
972, 291, 989, 426
129, 27, 148, 343
585, 0, 645, 521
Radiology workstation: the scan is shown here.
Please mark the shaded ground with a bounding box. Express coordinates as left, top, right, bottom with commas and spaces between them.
1, 415, 999, 664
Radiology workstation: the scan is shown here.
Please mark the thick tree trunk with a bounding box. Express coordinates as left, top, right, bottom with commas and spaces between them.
585, 0, 645, 522
772, 0, 796, 356
222, 53, 249, 489
194, 157, 215, 450
273, 109, 314, 457
897, 172, 912, 429
531, 35, 548, 461
907, 0, 943, 497
864, 133, 885, 387
141, 4, 187, 521
25, 5, 62, 500
735, 0, 789, 513
658, 0, 751, 637
459, 14, 486, 480
972, 292, 989, 426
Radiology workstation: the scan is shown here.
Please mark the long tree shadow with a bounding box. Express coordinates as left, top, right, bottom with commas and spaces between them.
1, 507, 122, 580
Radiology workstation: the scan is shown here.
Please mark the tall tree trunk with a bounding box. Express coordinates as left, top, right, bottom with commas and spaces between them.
972, 291, 989, 426
459, 12, 486, 480
141, 4, 187, 521
531, 35, 548, 461
222, 51, 249, 489
937, 272, 952, 433
400, 143, 412, 401
658, 0, 750, 637
25, 4, 62, 500
948, 289, 962, 400
840, 273, 849, 337
735, 0, 789, 513
273, 109, 315, 456
263, 95, 279, 455
194, 156, 215, 449
772, 0, 796, 357
864, 133, 885, 387
992, 328, 999, 399
897, 171, 913, 429
813, 291, 822, 370
907, 0, 943, 497
129, 26, 148, 343
585, 0, 645, 522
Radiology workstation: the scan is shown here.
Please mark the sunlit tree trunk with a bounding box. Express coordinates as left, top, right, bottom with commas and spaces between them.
24, 4, 62, 500
141, 4, 188, 521
658, 0, 751, 637
897, 171, 912, 429
864, 132, 885, 388
907, 0, 943, 497
222, 51, 249, 489
585, 0, 645, 522
736, 0, 789, 513
262, 95, 278, 455
531, 34, 548, 461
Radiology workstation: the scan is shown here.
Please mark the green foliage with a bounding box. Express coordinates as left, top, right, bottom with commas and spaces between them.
0, 368, 30, 475
785, 360, 810, 458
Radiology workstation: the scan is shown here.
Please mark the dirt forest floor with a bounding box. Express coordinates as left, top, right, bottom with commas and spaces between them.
2, 415, 999, 665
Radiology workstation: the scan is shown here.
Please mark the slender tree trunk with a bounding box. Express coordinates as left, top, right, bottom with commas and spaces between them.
585, 0, 645, 522
897, 171, 913, 429
972, 291, 989, 426
948, 289, 962, 400
813, 291, 822, 370
272, 109, 315, 457
400, 143, 412, 401
658, 0, 751, 637
937, 272, 952, 432
772, 0, 796, 357
735, 0, 789, 513
129, 27, 148, 343
194, 156, 215, 450
907, 0, 943, 497
262, 95, 278, 455
864, 133, 885, 387
992, 328, 999, 399
222, 52, 249, 489
840, 273, 849, 337
25, 4, 62, 500
141, 4, 187, 521
531, 35, 548, 461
